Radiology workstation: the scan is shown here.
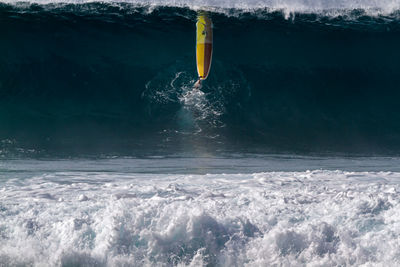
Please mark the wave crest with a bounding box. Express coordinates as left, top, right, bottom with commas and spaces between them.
3, 0, 400, 19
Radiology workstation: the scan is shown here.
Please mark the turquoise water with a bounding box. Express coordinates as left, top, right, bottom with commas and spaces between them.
2, 3, 400, 155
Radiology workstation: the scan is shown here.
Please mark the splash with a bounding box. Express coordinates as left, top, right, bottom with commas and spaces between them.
143, 70, 225, 136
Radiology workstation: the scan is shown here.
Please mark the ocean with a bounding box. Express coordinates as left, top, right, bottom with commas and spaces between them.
1, 0, 400, 266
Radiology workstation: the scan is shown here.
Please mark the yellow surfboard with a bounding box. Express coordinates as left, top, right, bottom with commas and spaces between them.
196, 14, 213, 81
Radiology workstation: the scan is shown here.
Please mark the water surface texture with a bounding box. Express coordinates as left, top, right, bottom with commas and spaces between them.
2, 0, 400, 266
2, 1, 400, 156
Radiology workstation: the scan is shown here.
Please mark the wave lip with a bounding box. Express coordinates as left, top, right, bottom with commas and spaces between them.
3, 0, 400, 17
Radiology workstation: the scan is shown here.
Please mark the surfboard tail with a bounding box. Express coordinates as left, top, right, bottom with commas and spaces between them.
194, 79, 202, 89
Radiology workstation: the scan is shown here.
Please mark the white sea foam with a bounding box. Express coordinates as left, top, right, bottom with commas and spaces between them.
1, 165, 400, 266
143, 70, 225, 136
3, 0, 400, 17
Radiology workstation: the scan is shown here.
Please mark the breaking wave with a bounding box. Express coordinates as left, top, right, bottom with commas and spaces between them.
2, 2, 400, 156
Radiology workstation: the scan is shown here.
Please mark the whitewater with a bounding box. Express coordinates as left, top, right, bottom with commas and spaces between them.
0, 157, 400, 266
4, 0, 400, 15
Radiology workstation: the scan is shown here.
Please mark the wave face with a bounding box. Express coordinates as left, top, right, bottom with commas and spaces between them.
1, 158, 400, 266
2, 2, 400, 156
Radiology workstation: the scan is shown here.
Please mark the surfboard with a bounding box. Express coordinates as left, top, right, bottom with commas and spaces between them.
196, 14, 213, 81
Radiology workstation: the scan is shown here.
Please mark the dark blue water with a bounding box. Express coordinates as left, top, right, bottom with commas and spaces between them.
2, 3, 400, 157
